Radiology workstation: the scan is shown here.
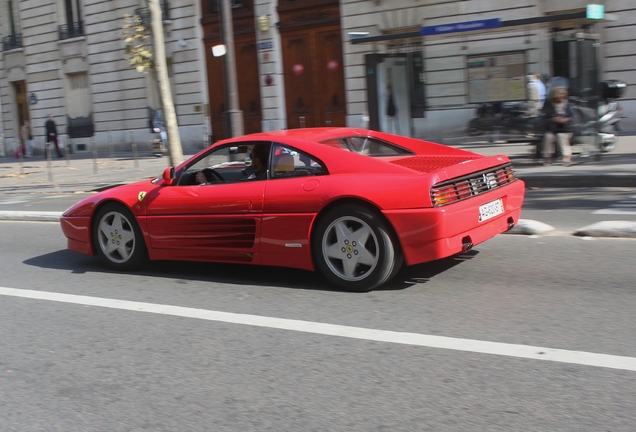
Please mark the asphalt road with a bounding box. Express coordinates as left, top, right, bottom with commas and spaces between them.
1, 220, 635, 431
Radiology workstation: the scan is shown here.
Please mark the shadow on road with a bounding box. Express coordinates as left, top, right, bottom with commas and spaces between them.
24, 248, 481, 293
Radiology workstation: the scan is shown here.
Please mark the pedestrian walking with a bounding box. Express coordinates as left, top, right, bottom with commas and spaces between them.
45, 114, 63, 158
20, 120, 34, 158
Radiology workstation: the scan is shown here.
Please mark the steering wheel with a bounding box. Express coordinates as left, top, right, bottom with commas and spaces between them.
207, 168, 224, 182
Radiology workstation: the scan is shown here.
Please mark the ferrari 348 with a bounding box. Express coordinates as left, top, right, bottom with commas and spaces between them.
60, 128, 525, 292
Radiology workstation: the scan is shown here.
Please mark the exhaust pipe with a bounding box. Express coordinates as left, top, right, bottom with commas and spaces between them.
461, 236, 473, 253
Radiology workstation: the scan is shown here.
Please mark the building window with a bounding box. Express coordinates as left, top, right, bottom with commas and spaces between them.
67, 73, 91, 118
135, 0, 171, 26
206, 0, 245, 14
2, 0, 22, 51
58, 0, 84, 40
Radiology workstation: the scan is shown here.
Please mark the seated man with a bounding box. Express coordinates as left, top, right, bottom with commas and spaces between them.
244, 144, 270, 180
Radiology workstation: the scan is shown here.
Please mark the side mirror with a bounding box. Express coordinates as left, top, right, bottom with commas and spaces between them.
162, 167, 176, 185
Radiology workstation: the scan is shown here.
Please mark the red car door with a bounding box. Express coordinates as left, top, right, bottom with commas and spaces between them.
142, 181, 266, 262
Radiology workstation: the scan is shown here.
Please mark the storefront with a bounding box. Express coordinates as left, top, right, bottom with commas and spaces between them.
341, 1, 632, 140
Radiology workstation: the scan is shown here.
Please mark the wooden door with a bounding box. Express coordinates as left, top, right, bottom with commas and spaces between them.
282, 31, 316, 128
315, 28, 346, 127
281, 26, 346, 129
201, 1, 261, 142
13, 81, 29, 127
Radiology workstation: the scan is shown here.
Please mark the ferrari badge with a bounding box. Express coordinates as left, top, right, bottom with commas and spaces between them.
138, 191, 147, 202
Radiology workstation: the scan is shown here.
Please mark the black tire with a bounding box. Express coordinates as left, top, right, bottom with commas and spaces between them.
92, 203, 148, 270
312, 205, 403, 292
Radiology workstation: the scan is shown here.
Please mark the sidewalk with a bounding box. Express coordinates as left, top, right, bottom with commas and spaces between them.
448, 134, 636, 188
1, 136, 635, 193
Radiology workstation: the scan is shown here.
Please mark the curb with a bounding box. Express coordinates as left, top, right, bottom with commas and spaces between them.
506, 219, 555, 235
519, 175, 636, 188
574, 221, 636, 238
0, 211, 62, 222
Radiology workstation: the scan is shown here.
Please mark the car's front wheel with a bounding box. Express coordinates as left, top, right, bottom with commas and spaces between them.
313, 205, 403, 292
93, 204, 147, 270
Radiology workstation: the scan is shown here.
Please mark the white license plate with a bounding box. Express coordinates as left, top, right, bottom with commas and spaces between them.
479, 198, 504, 222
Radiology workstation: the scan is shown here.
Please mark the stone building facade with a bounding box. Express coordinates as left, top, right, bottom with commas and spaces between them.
1, 0, 634, 157
0, 0, 208, 156
340, 0, 636, 140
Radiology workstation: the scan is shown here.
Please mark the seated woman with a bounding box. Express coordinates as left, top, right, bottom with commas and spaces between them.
542, 86, 574, 166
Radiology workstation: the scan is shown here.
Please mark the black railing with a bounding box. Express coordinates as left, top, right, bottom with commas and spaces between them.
135, 1, 171, 26
58, 21, 84, 40
207, 0, 245, 13
2, 33, 22, 51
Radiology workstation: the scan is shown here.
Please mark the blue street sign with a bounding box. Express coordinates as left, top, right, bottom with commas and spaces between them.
259, 41, 273, 51
420, 18, 501, 37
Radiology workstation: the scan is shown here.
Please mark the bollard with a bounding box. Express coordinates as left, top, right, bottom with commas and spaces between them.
63, 135, 71, 167
18, 145, 24, 175
92, 135, 98, 174
46, 142, 54, 182
129, 130, 139, 168
108, 130, 114, 160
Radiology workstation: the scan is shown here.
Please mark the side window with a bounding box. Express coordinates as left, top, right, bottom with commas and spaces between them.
271, 144, 328, 179
176, 143, 251, 185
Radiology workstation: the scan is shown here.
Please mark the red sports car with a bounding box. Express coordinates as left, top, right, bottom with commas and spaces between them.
60, 128, 525, 291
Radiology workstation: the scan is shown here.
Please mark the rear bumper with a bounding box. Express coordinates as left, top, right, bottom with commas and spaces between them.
383, 180, 525, 266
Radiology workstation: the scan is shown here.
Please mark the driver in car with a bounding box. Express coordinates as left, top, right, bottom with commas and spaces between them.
244, 144, 270, 180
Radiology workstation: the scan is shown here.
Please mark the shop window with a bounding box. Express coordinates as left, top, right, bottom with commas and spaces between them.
466, 52, 526, 103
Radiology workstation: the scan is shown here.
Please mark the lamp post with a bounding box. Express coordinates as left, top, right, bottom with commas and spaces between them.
219, 0, 244, 138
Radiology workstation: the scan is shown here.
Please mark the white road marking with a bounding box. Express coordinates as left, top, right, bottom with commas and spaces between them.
593, 198, 636, 215
0, 199, 29, 205
2, 286, 636, 372
593, 209, 636, 215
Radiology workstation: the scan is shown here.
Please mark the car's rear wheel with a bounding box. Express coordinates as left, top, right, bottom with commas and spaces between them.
313, 205, 403, 292
93, 204, 147, 270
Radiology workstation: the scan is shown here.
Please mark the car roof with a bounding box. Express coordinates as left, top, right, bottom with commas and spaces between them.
227, 127, 374, 143
209, 127, 480, 176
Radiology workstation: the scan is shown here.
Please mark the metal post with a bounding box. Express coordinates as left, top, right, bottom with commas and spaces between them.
108, 130, 114, 160
220, 0, 244, 138
63, 135, 70, 166
129, 130, 139, 167
18, 143, 24, 175
46, 142, 53, 182
92, 135, 98, 174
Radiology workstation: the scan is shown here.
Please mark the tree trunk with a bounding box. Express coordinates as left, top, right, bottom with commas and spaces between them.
148, 0, 183, 166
